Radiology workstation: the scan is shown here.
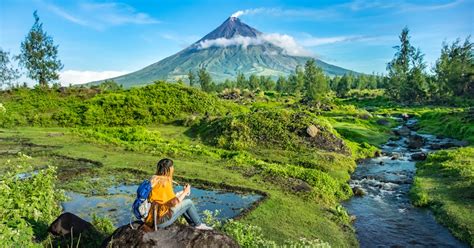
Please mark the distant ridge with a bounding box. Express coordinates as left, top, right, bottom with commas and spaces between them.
90, 17, 355, 88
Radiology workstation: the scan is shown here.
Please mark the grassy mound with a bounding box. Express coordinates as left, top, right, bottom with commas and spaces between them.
410, 147, 474, 246
193, 108, 350, 154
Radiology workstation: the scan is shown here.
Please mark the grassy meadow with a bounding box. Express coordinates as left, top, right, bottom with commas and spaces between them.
0, 82, 472, 247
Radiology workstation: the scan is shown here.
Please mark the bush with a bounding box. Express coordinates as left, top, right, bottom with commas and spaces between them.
0, 153, 64, 247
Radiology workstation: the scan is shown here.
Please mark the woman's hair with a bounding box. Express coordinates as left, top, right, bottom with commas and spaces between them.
156, 158, 174, 176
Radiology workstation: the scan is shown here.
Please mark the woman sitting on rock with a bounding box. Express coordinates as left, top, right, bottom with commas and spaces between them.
145, 158, 212, 230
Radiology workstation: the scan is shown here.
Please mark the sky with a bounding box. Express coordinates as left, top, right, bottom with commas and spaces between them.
0, 0, 473, 85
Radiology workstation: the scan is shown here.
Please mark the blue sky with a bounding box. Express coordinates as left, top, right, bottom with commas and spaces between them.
0, 0, 472, 84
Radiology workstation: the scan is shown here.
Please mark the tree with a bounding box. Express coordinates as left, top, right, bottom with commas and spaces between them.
404, 48, 428, 103
304, 59, 328, 101
197, 68, 212, 92
387, 27, 414, 100
18, 11, 63, 87
260, 75, 275, 91
187, 70, 195, 87
288, 65, 305, 94
276, 76, 288, 93
248, 74, 260, 90
434, 37, 473, 99
236, 72, 247, 89
0, 48, 20, 88
99, 80, 121, 91
336, 74, 353, 97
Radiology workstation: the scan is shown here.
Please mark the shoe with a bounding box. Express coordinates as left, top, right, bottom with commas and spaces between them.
195, 223, 213, 230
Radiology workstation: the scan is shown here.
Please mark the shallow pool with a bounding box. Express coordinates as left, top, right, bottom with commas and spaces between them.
62, 184, 262, 226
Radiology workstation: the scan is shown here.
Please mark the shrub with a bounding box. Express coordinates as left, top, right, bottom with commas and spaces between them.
0, 153, 64, 247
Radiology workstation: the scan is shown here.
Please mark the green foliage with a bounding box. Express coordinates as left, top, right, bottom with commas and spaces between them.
223, 221, 331, 248
223, 221, 278, 247
434, 37, 473, 100
198, 68, 213, 92
199, 108, 344, 153
0, 82, 230, 127
187, 70, 196, 87
18, 11, 63, 87
304, 59, 329, 102
0, 153, 64, 247
386, 27, 428, 103
91, 214, 115, 236
418, 108, 474, 143
410, 147, 474, 246
0, 48, 20, 89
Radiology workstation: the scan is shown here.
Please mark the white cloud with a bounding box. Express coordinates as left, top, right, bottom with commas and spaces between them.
344, 0, 464, 12
44, 1, 160, 30
230, 7, 338, 20
59, 70, 129, 85
196, 34, 311, 56
300, 35, 367, 46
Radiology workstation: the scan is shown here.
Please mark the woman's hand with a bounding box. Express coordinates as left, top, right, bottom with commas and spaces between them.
184, 184, 191, 196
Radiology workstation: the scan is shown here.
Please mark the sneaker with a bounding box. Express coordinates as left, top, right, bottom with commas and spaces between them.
195, 223, 213, 230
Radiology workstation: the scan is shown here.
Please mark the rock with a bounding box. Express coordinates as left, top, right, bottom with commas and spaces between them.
407, 134, 424, 149
393, 126, 411, 136
306, 125, 320, 138
102, 222, 239, 248
437, 140, 469, 149
47, 132, 64, 137
48, 212, 94, 236
411, 152, 427, 161
429, 143, 443, 150
359, 113, 372, 120
374, 150, 382, 157
379, 161, 384, 165
376, 119, 391, 126
352, 187, 366, 196
400, 113, 410, 120
406, 120, 419, 130
386, 142, 398, 147
391, 154, 400, 160
290, 178, 312, 192
389, 136, 401, 141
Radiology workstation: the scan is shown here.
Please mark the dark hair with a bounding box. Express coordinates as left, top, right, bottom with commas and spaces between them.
156, 158, 173, 176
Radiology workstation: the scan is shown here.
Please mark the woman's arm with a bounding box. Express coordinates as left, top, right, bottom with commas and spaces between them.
177, 184, 191, 202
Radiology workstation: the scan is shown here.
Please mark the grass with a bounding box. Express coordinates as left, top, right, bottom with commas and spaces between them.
0, 126, 358, 247
410, 147, 474, 246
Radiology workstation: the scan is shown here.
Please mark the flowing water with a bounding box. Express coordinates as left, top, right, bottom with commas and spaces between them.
62, 184, 262, 227
344, 119, 468, 247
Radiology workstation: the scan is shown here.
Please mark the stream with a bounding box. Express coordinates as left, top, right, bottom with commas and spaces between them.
62, 184, 262, 227
344, 118, 468, 247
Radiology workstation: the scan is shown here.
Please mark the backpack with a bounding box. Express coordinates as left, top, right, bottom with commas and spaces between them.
132, 179, 152, 221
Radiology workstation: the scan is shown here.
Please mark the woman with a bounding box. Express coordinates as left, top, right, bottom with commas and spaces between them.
145, 158, 212, 230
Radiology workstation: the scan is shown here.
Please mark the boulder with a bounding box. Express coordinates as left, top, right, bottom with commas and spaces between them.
288, 178, 312, 192
400, 113, 410, 120
393, 126, 411, 136
306, 125, 319, 137
429, 143, 443, 150
352, 187, 366, 196
48, 212, 94, 236
358, 113, 372, 120
102, 222, 239, 248
374, 150, 382, 157
411, 152, 427, 161
376, 119, 391, 126
391, 153, 400, 160
407, 134, 424, 149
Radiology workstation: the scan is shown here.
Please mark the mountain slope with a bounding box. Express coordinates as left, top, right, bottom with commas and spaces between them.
92, 17, 355, 88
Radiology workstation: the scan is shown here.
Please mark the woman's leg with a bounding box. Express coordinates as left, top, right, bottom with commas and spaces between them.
156, 199, 202, 228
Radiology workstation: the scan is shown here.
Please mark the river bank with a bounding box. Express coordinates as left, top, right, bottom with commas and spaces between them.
345, 117, 470, 247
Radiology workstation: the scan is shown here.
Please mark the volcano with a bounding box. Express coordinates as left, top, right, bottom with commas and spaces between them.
93, 17, 354, 87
